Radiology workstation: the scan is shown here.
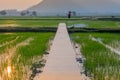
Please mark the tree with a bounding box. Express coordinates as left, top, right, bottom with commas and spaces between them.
0, 10, 7, 16
68, 11, 72, 19
32, 11, 37, 16
111, 16, 115, 19
20, 10, 30, 16
72, 11, 76, 16
20, 12, 26, 16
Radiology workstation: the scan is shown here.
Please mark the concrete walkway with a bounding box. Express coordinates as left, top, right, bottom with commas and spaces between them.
39, 23, 82, 80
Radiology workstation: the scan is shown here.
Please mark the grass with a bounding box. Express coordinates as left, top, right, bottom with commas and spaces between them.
91, 33, 120, 44
0, 17, 120, 80
17, 33, 53, 60
0, 33, 18, 53
17, 20, 60, 27
0, 18, 120, 28
72, 33, 120, 80
0, 32, 54, 80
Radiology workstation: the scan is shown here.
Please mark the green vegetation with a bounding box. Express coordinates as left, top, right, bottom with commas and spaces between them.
67, 20, 120, 28
0, 33, 18, 53
92, 33, 120, 44
73, 33, 120, 80
0, 18, 120, 28
0, 32, 54, 80
17, 33, 53, 60
0, 17, 120, 80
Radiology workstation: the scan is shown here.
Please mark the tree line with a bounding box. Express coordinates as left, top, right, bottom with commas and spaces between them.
0, 10, 37, 16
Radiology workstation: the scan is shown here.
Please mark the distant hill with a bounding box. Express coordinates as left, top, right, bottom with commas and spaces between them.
28, 0, 120, 16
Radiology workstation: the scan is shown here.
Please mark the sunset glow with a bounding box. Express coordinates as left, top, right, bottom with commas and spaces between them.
0, 0, 43, 11
7, 66, 12, 76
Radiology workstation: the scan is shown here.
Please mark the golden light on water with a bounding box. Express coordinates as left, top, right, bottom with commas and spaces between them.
7, 66, 12, 76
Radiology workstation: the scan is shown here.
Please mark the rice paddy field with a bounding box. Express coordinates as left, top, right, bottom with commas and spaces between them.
72, 33, 120, 80
0, 17, 120, 80
0, 32, 54, 80
0, 18, 120, 28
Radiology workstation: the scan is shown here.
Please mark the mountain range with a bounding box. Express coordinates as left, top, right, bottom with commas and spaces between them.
28, 0, 120, 16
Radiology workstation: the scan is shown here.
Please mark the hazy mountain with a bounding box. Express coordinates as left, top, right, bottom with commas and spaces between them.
28, 0, 120, 16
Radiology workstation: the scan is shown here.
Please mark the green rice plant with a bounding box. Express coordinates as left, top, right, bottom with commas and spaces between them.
73, 33, 120, 80
16, 33, 53, 60
0, 34, 18, 53
0, 19, 120, 28
0, 32, 54, 80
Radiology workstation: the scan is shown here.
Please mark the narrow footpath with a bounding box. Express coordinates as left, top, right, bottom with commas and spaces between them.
37, 23, 82, 80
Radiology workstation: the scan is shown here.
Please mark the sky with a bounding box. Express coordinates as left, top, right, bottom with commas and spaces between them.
0, 0, 120, 11
0, 0, 43, 11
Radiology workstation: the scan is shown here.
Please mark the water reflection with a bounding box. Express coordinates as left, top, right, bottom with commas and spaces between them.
7, 66, 12, 77
69, 24, 87, 28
